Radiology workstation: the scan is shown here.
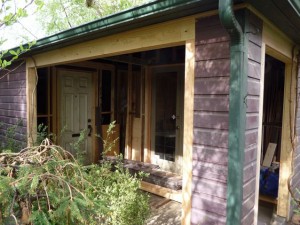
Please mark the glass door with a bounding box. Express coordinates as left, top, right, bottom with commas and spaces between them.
151, 66, 184, 174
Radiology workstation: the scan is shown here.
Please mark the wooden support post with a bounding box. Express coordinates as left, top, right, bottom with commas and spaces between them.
26, 65, 37, 146
51, 67, 57, 136
144, 67, 152, 163
277, 62, 296, 217
182, 39, 195, 225
125, 64, 133, 160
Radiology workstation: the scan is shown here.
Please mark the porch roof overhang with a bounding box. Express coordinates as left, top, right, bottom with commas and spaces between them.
246, 0, 300, 45
5, 0, 300, 58
17, 0, 226, 56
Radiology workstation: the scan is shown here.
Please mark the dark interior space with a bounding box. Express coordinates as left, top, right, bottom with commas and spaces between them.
36, 45, 185, 158
259, 54, 285, 218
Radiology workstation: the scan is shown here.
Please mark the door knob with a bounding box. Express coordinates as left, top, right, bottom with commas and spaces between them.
88, 124, 93, 136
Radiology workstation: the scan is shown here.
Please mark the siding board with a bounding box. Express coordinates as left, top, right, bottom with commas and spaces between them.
193, 145, 228, 166
195, 59, 230, 78
192, 11, 262, 224
193, 129, 228, 148
248, 41, 262, 63
242, 10, 262, 224
194, 111, 229, 130
292, 53, 300, 214
192, 177, 227, 198
195, 42, 230, 61
192, 193, 227, 217
191, 208, 226, 225
0, 62, 27, 148
194, 95, 229, 112
194, 77, 229, 95
192, 15, 230, 225
192, 161, 228, 182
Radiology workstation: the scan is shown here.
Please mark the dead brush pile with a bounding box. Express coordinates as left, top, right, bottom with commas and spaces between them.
0, 139, 150, 225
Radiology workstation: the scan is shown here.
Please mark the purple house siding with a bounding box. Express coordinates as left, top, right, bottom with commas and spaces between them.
291, 55, 300, 214
0, 62, 27, 148
242, 12, 263, 225
192, 11, 262, 225
192, 16, 230, 225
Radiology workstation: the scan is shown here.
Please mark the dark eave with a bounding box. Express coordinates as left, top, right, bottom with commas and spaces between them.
247, 0, 300, 44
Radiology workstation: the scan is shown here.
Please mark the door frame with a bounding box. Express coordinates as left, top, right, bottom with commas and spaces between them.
148, 64, 184, 174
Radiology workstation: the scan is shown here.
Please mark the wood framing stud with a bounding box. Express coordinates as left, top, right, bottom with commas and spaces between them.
182, 39, 195, 225
26, 65, 37, 146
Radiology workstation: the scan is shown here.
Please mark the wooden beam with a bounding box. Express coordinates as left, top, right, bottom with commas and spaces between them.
51, 67, 57, 136
105, 55, 148, 65
276, 61, 296, 217
92, 72, 98, 163
259, 11, 295, 61
125, 64, 133, 160
140, 181, 182, 203
26, 63, 37, 146
27, 17, 196, 67
143, 67, 151, 163
182, 39, 195, 225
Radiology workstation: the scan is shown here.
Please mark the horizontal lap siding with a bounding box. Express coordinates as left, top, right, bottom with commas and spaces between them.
0, 62, 27, 147
242, 11, 262, 225
192, 16, 230, 225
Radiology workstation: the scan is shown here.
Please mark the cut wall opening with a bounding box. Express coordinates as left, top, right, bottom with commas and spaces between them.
258, 54, 286, 218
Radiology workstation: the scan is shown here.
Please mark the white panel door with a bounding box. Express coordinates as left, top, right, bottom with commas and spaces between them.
59, 69, 93, 163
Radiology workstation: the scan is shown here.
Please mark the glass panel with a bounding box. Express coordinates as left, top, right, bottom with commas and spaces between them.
153, 72, 177, 162
101, 114, 111, 125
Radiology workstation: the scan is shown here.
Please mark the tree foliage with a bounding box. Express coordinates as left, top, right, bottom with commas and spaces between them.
0, 0, 42, 70
36, 0, 151, 35
0, 139, 150, 225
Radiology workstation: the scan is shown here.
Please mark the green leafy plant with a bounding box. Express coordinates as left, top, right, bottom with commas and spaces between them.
102, 120, 119, 156
0, 139, 150, 225
70, 129, 88, 164
0, 119, 24, 152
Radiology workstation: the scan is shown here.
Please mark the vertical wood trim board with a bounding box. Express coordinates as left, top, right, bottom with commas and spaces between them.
262, 17, 299, 217
125, 64, 133, 160
276, 62, 295, 217
143, 67, 152, 163
182, 39, 195, 225
26, 65, 37, 146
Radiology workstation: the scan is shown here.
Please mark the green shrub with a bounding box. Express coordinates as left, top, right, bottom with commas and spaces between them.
0, 140, 150, 225
0, 119, 23, 152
